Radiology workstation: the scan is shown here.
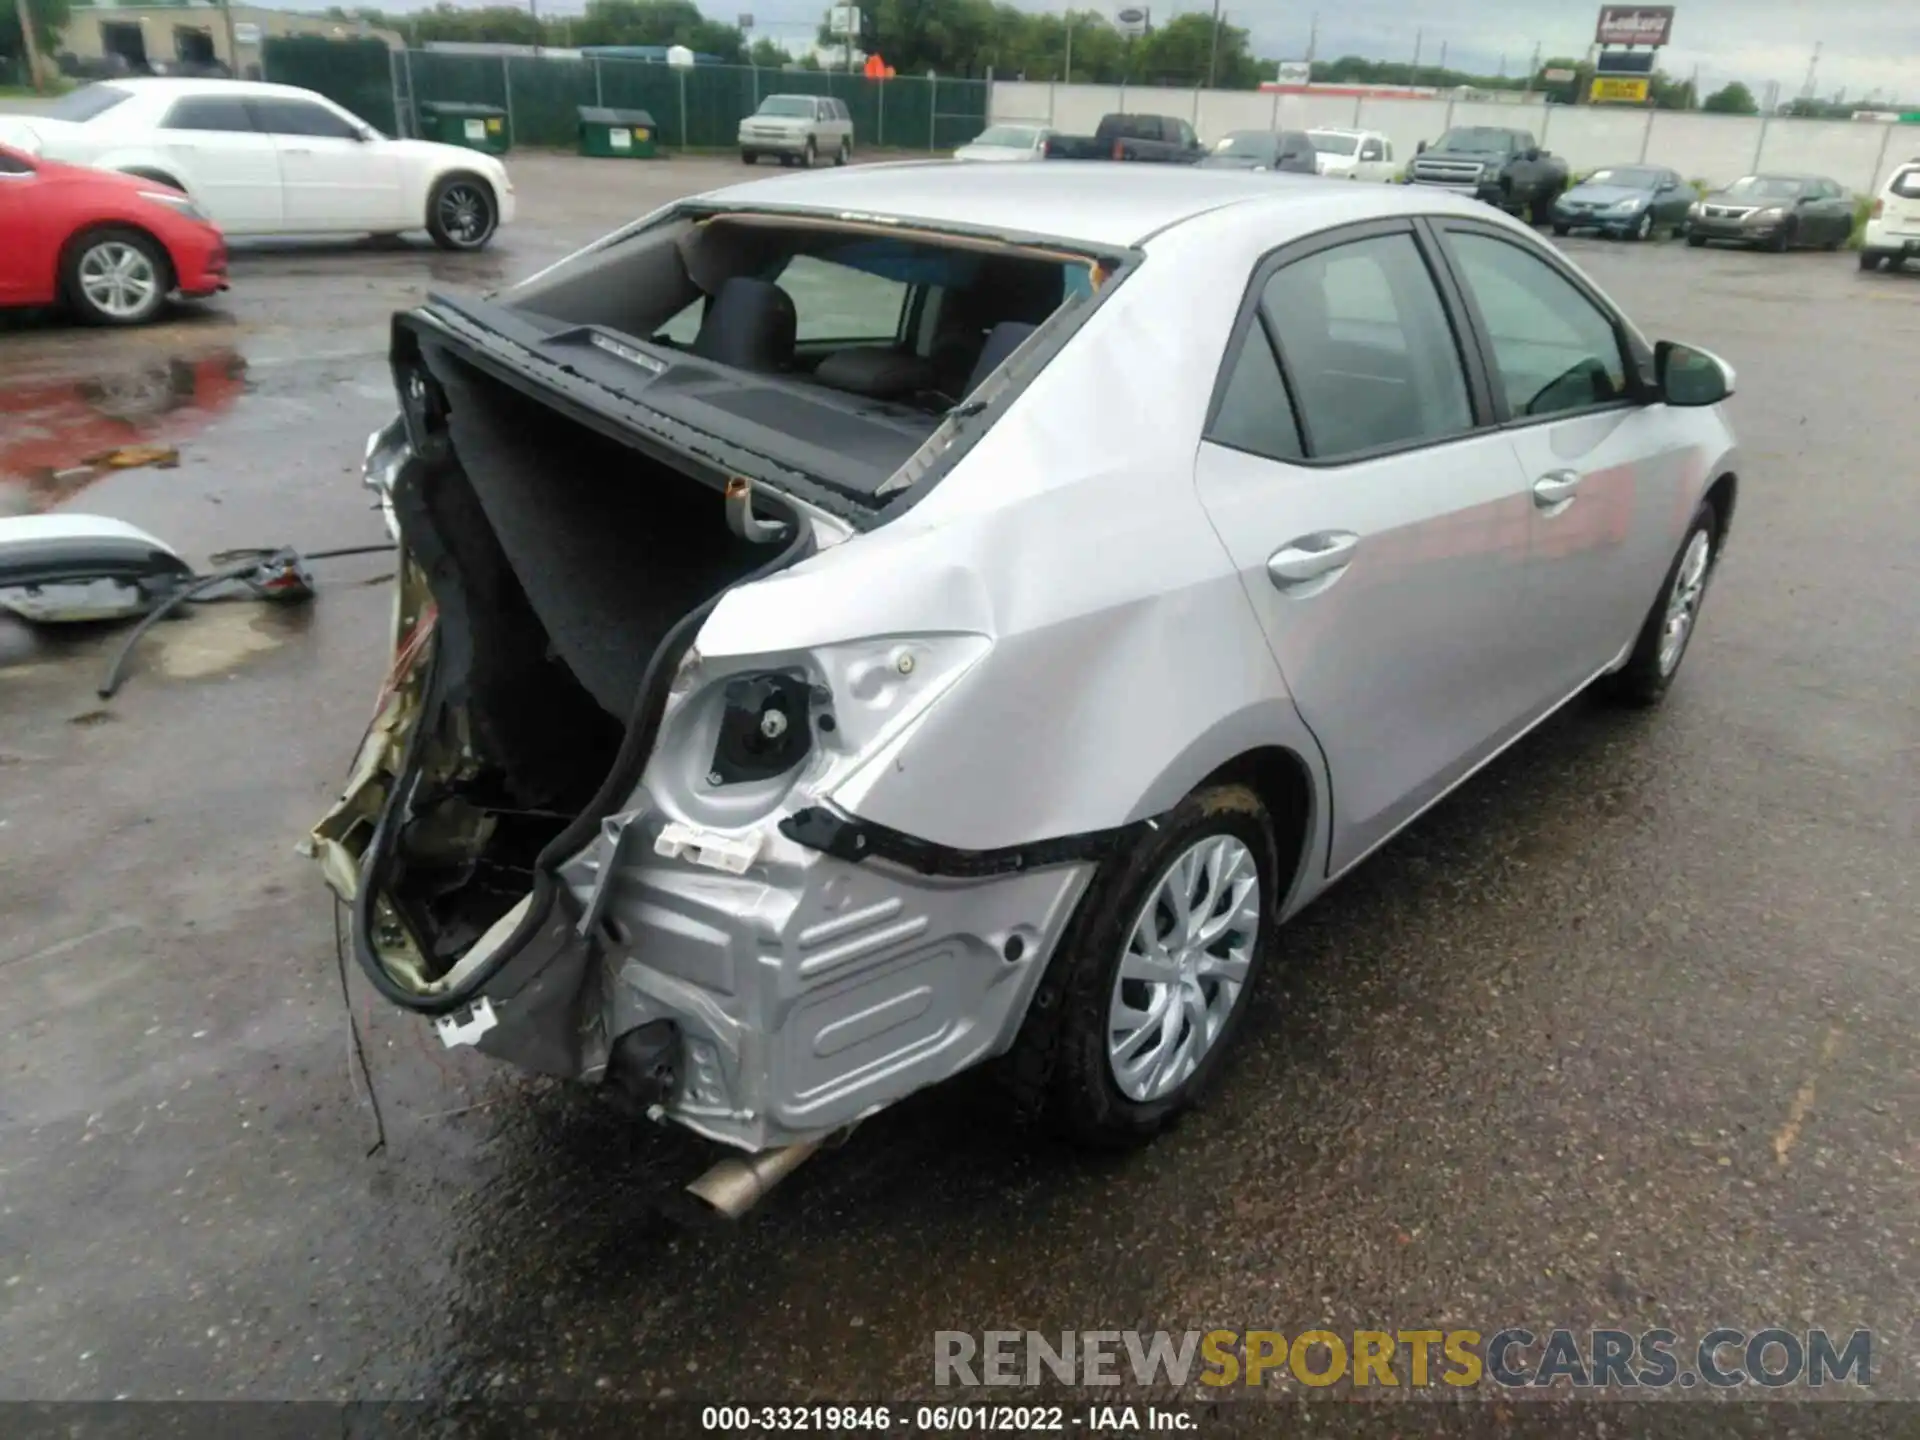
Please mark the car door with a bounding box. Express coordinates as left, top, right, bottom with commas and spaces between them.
0, 149, 44, 303
1356, 135, 1393, 182
1819, 180, 1855, 243
154, 93, 282, 232
1434, 220, 1690, 709
248, 95, 400, 231
1655, 170, 1690, 228
1192, 220, 1543, 877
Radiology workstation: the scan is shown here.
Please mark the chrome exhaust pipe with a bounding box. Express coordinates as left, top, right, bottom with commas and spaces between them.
686, 1138, 825, 1219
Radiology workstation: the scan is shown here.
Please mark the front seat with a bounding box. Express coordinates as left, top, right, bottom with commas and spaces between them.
692, 277, 797, 372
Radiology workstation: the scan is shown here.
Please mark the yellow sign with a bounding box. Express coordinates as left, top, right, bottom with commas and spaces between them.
1590, 76, 1650, 103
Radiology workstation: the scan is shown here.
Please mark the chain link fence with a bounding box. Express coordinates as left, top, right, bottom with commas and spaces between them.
264, 38, 986, 152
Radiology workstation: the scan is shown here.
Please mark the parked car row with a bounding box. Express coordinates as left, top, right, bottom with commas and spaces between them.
0, 78, 513, 251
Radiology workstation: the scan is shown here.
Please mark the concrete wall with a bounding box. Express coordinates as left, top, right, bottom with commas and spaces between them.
992, 80, 1920, 194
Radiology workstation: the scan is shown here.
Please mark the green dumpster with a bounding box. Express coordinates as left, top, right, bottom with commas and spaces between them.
418, 101, 511, 156
578, 106, 659, 159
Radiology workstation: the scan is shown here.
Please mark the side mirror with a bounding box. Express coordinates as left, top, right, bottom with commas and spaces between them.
1417, 140, 1428, 154
1524, 148, 1542, 162
1657, 341, 1735, 407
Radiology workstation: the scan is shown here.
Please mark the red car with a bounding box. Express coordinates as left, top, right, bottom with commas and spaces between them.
0, 141, 227, 326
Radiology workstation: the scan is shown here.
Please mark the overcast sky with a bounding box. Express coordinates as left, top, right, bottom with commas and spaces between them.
358, 0, 1920, 101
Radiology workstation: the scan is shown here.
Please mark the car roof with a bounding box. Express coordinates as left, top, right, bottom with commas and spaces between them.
700, 161, 1481, 248
97, 77, 323, 101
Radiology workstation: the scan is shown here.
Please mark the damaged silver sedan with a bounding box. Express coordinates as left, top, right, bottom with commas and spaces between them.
314, 164, 1740, 1207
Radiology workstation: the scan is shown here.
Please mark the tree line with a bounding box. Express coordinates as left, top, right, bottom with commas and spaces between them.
0, 0, 1832, 113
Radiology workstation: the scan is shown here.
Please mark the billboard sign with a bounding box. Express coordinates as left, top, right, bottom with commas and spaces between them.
1595, 5, 1675, 46
1595, 49, 1656, 74
827, 5, 861, 36
1114, 6, 1150, 39
1542, 67, 1577, 83
1590, 75, 1652, 103
1275, 59, 1310, 85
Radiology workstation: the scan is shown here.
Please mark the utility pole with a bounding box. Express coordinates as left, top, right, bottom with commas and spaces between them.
1437, 39, 1447, 79
12, 0, 46, 91
215, 0, 239, 76
1523, 40, 1539, 96
1411, 27, 1422, 88
1686, 62, 1699, 109
527, 0, 541, 55
1799, 40, 1820, 101
1305, 12, 1317, 65
1205, 0, 1222, 89
1063, 17, 1072, 84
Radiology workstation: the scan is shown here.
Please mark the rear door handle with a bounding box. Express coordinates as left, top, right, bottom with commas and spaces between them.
1268, 531, 1359, 588
1533, 470, 1582, 507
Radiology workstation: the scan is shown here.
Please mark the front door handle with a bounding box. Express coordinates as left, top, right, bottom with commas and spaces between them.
1268, 531, 1359, 588
1533, 470, 1582, 507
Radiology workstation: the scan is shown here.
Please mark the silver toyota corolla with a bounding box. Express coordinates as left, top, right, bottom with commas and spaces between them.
317, 164, 1738, 1210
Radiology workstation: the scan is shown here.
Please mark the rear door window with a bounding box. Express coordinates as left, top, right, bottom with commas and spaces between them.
1891, 168, 1920, 199
161, 96, 258, 132
1260, 231, 1474, 460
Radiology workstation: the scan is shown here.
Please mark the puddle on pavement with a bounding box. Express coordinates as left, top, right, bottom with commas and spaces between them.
0, 348, 250, 514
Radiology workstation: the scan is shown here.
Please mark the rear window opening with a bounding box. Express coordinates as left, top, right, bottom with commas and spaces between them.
350, 213, 1117, 991
493, 214, 1109, 502
1890, 168, 1920, 200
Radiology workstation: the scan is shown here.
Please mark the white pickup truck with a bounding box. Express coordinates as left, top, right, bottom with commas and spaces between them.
1307, 128, 1398, 181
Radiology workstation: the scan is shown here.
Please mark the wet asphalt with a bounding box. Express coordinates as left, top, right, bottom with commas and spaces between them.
0, 157, 1916, 1409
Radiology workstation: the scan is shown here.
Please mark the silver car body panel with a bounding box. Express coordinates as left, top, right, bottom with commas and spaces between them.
335, 166, 1738, 1150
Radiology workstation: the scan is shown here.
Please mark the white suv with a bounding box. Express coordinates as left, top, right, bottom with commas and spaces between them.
739, 95, 853, 168
1861, 160, 1920, 272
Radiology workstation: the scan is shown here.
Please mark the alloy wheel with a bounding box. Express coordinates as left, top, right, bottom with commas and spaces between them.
437, 183, 492, 247
77, 241, 160, 320
1106, 834, 1261, 1104
1658, 529, 1712, 676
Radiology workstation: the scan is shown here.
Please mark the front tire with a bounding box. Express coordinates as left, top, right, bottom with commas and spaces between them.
740, 149, 757, 165
1860, 250, 1884, 272
998, 784, 1279, 1148
426, 173, 498, 252
1687, 233, 1707, 248
62, 226, 171, 327
1552, 222, 1571, 237
1766, 220, 1795, 253
1633, 211, 1654, 242
802, 137, 817, 168
1605, 504, 1717, 707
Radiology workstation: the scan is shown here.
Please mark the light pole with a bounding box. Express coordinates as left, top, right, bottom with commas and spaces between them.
1205, 0, 1223, 89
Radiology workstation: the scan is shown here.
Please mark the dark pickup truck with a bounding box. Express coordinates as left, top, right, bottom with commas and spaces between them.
1405, 125, 1570, 222
1043, 113, 1206, 164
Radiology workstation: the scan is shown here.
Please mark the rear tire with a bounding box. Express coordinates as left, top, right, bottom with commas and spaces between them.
1860, 250, 1884, 271
1552, 222, 1571, 237
61, 226, 171, 327
835, 138, 850, 166
996, 784, 1280, 1149
426, 173, 497, 251
1604, 504, 1717, 708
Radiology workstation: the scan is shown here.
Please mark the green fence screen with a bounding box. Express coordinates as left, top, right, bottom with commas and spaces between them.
266, 40, 986, 153
261, 37, 399, 136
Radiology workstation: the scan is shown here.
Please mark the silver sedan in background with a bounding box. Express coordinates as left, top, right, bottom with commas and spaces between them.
322, 167, 1739, 1209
